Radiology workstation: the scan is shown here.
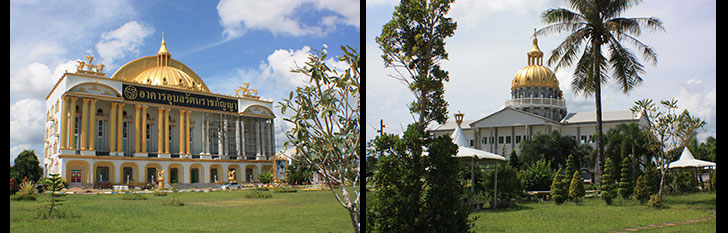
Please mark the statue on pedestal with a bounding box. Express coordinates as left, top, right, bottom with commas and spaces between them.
228, 169, 236, 183
157, 169, 166, 190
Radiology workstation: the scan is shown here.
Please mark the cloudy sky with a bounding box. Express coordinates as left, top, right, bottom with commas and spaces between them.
9, 0, 360, 164
366, 0, 716, 143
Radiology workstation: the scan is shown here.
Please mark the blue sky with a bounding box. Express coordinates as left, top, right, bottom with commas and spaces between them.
366, 0, 715, 144
10, 0, 360, 164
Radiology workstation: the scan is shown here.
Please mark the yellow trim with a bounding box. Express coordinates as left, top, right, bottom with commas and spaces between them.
58, 154, 274, 163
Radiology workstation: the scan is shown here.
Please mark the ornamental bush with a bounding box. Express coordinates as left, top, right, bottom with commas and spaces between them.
521, 159, 554, 192
568, 170, 585, 203
259, 171, 274, 185
634, 175, 650, 204
550, 168, 568, 205
617, 157, 633, 199
600, 158, 618, 205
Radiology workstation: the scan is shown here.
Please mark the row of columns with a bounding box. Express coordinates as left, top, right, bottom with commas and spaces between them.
60, 96, 98, 151
59, 96, 272, 158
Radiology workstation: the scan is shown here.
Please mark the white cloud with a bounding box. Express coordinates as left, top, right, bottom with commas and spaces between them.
677, 79, 716, 141
216, 0, 359, 40
10, 98, 46, 145
95, 21, 154, 69
10, 60, 78, 100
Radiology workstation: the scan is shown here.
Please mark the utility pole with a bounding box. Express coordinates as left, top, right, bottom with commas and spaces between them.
377, 119, 385, 137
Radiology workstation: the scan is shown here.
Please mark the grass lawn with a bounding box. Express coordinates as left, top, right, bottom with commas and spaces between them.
471, 192, 716, 232
10, 188, 354, 232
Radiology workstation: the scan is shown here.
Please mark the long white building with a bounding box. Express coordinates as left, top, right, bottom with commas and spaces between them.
43, 35, 286, 187
431, 30, 648, 157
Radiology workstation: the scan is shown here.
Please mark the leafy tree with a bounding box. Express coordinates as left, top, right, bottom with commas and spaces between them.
519, 131, 583, 170
482, 163, 521, 207
371, 0, 472, 232
565, 154, 578, 178
568, 170, 585, 203
618, 156, 633, 199
509, 150, 522, 170
376, 0, 457, 131
539, 0, 664, 183
259, 171, 274, 185
10, 150, 43, 183
279, 45, 360, 232
285, 156, 314, 185
633, 175, 650, 204
521, 158, 554, 192
550, 168, 568, 205
601, 158, 618, 205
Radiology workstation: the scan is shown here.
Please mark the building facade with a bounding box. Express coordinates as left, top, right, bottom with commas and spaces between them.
431, 29, 649, 157
43, 35, 284, 187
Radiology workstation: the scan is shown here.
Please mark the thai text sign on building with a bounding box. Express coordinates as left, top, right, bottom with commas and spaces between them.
123, 84, 238, 112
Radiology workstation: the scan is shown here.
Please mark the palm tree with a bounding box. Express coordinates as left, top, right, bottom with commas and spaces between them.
537, 0, 664, 183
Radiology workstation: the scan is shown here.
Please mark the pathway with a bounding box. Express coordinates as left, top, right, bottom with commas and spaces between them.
608, 209, 715, 232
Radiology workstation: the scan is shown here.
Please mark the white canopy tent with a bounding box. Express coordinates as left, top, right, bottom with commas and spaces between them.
449, 112, 506, 208
668, 147, 715, 169
668, 147, 715, 191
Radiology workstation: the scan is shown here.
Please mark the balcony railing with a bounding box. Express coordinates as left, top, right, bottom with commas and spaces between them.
505, 97, 565, 108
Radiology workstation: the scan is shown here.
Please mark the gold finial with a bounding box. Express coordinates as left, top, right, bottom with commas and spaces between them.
235, 82, 260, 99
454, 111, 464, 127
157, 32, 170, 56
528, 28, 543, 65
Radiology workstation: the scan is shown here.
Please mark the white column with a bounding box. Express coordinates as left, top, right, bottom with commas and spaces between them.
241, 118, 246, 158
218, 114, 223, 156
236, 117, 241, 156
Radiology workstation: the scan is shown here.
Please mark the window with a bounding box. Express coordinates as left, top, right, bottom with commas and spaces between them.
506, 136, 511, 144
581, 135, 588, 144
482, 137, 487, 145
469, 140, 473, 147
498, 136, 504, 144
515, 135, 521, 144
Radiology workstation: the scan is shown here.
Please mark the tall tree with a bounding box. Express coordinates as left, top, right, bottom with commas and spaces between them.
372, 0, 472, 232
279, 45, 360, 232
376, 0, 457, 132
538, 0, 664, 183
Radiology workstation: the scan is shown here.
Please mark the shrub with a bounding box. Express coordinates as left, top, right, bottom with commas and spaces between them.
521, 159, 554, 192
648, 194, 663, 208
550, 168, 568, 205
10, 177, 19, 194
272, 187, 298, 193
12, 180, 37, 201
482, 163, 521, 207
568, 171, 585, 203
634, 175, 650, 204
618, 156, 633, 199
244, 190, 272, 198
259, 171, 274, 184
600, 158, 618, 205
121, 193, 148, 200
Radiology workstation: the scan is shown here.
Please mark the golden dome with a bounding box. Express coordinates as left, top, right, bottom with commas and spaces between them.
110, 33, 210, 93
511, 28, 560, 90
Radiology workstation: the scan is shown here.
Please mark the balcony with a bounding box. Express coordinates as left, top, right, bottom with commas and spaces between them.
505, 97, 565, 108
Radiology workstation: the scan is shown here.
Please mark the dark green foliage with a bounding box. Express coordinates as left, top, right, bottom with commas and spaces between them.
550, 168, 568, 205
521, 159, 554, 191
600, 158, 618, 205
508, 150, 521, 170
10, 150, 44, 183
519, 131, 584, 171
244, 190, 272, 199
286, 156, 314, 185
482, 163, 522, 205
634, 175, 650, 204
259, 171, 274, 185
38, 174, 66, 219
568, 171, 585, 202
565, 154, 578, 179
618, 156, 633, 199
370, 125, 473, 232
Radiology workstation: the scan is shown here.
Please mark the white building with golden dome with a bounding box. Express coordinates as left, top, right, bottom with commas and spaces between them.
431, 30, 649, 156
43, 35, 285, 188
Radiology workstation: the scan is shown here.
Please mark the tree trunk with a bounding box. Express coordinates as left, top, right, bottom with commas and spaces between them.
592, 40, 605, 184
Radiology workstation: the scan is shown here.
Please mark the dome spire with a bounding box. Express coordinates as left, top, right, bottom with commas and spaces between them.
157, 32, 171, 66
528, 28, 543, 65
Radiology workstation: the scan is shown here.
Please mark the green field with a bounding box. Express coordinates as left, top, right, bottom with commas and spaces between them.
367, 191, 715, 232
10, 189, 353, 232
471, 192, 716, 232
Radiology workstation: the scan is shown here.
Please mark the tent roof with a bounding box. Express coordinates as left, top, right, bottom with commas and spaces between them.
668, 147, 716, 169
450, 124, 506, 161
